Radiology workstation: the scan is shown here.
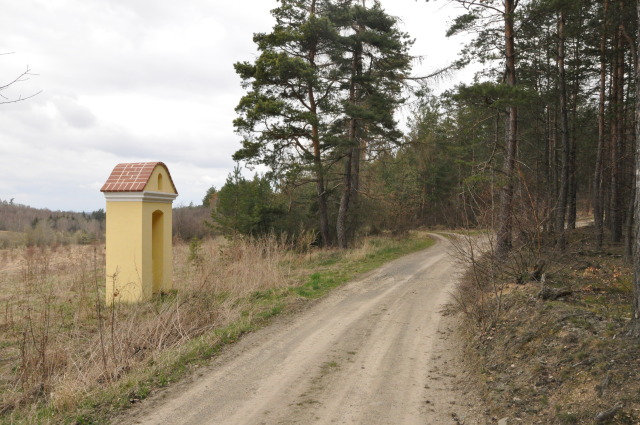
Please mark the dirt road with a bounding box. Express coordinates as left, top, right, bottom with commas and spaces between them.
124, 234, 482, 425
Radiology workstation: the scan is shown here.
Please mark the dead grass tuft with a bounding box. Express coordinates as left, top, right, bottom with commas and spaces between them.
0, 235, 293, 420
0, 231, 433, 423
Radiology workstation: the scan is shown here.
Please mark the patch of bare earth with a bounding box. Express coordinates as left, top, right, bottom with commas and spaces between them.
118, 234, 485, 425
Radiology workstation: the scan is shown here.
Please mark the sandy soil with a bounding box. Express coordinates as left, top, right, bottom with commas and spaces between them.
121, 234, 484, 425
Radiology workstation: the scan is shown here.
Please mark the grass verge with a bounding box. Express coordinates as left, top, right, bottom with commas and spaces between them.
2, 232, 434, 424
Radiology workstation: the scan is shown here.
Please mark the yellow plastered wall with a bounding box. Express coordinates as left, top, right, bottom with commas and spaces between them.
146, 166, 173, 193
105, 164, 177, 304
105, 201, 144, 302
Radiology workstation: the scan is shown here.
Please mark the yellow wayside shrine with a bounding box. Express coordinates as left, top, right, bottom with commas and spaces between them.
101, 162, 178, 304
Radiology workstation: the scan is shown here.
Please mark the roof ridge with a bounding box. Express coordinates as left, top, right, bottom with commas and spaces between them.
100, 162, 178, 194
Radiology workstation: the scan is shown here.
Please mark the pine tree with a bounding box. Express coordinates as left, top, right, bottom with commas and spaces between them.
328, 0, 412, 247
234, 0, 410, 247
233, 0, 338, 245
435, 0, 522, 256
211, 166, 283, 236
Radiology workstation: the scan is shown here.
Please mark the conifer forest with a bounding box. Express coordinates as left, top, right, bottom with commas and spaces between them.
203, 0, 640, 332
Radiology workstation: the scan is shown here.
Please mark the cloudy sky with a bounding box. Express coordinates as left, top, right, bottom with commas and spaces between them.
0, 0, 472, 212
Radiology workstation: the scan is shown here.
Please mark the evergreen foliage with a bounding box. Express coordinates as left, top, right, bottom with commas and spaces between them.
233, 0, 410, 246
210, 166, 285, 237
227, 0, 640, 325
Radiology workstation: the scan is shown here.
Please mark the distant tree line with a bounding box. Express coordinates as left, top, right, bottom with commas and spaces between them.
0, 198, 106, 247
172, 203, 213, 241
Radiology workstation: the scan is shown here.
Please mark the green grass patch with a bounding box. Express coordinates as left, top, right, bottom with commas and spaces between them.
292, 234, 435, 300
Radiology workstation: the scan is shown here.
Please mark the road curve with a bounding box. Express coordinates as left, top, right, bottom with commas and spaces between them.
124, 233, 477, 425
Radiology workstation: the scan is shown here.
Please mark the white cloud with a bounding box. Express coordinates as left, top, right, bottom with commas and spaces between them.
0, 0, 470, 212
53, 95, 97, 129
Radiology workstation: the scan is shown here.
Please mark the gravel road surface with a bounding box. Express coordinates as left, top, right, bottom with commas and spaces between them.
123, 234, 482, 425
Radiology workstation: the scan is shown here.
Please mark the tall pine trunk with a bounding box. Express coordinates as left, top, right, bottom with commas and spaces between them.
627, 31, 638, 259
568, 99, 578, 230
556, 11, 570, 250
350, 136, 361, 239
594, 0, 609, 249
337, 23, 362, 249
337, 149, 353, 248
308, 0, 331, 246
611, 27, 625, 243
548, 106, 559, 233
310, 89, 330, 246
544, 105, 552, 233
496, 0, 518, 257
568, 19, 582, 231
631, 0, 640, 337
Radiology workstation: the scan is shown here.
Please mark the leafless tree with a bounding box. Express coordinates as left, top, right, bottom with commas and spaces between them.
1, 53, 41, 104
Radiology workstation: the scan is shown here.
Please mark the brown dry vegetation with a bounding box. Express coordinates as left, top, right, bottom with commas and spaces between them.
0, 201, 105, 249
0, 236, 293, 420
0, 232, 432, 424
454, 226, 640, 424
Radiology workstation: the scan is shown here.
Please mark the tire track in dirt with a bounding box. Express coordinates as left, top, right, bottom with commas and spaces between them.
123, 234, 483, 425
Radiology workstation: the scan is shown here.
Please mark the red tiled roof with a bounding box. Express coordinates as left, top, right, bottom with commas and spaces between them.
100, 162, 177, 193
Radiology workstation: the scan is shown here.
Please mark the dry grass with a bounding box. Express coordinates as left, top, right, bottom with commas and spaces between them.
0, 232, 432, 423
454, 226, 640, 424
0, 235, 294, 420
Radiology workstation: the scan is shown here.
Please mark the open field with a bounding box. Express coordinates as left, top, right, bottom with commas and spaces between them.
0, 232, 434, 424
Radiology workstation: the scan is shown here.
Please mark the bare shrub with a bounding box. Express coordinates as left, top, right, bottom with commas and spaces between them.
448, 232, 504, 331
450, 172, 549, 331
172, 205, 213, 241
292, 226, 317, 254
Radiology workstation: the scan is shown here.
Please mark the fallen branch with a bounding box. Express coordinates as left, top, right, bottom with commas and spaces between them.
594, 403, 622, 423
538, 285, 572, 301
